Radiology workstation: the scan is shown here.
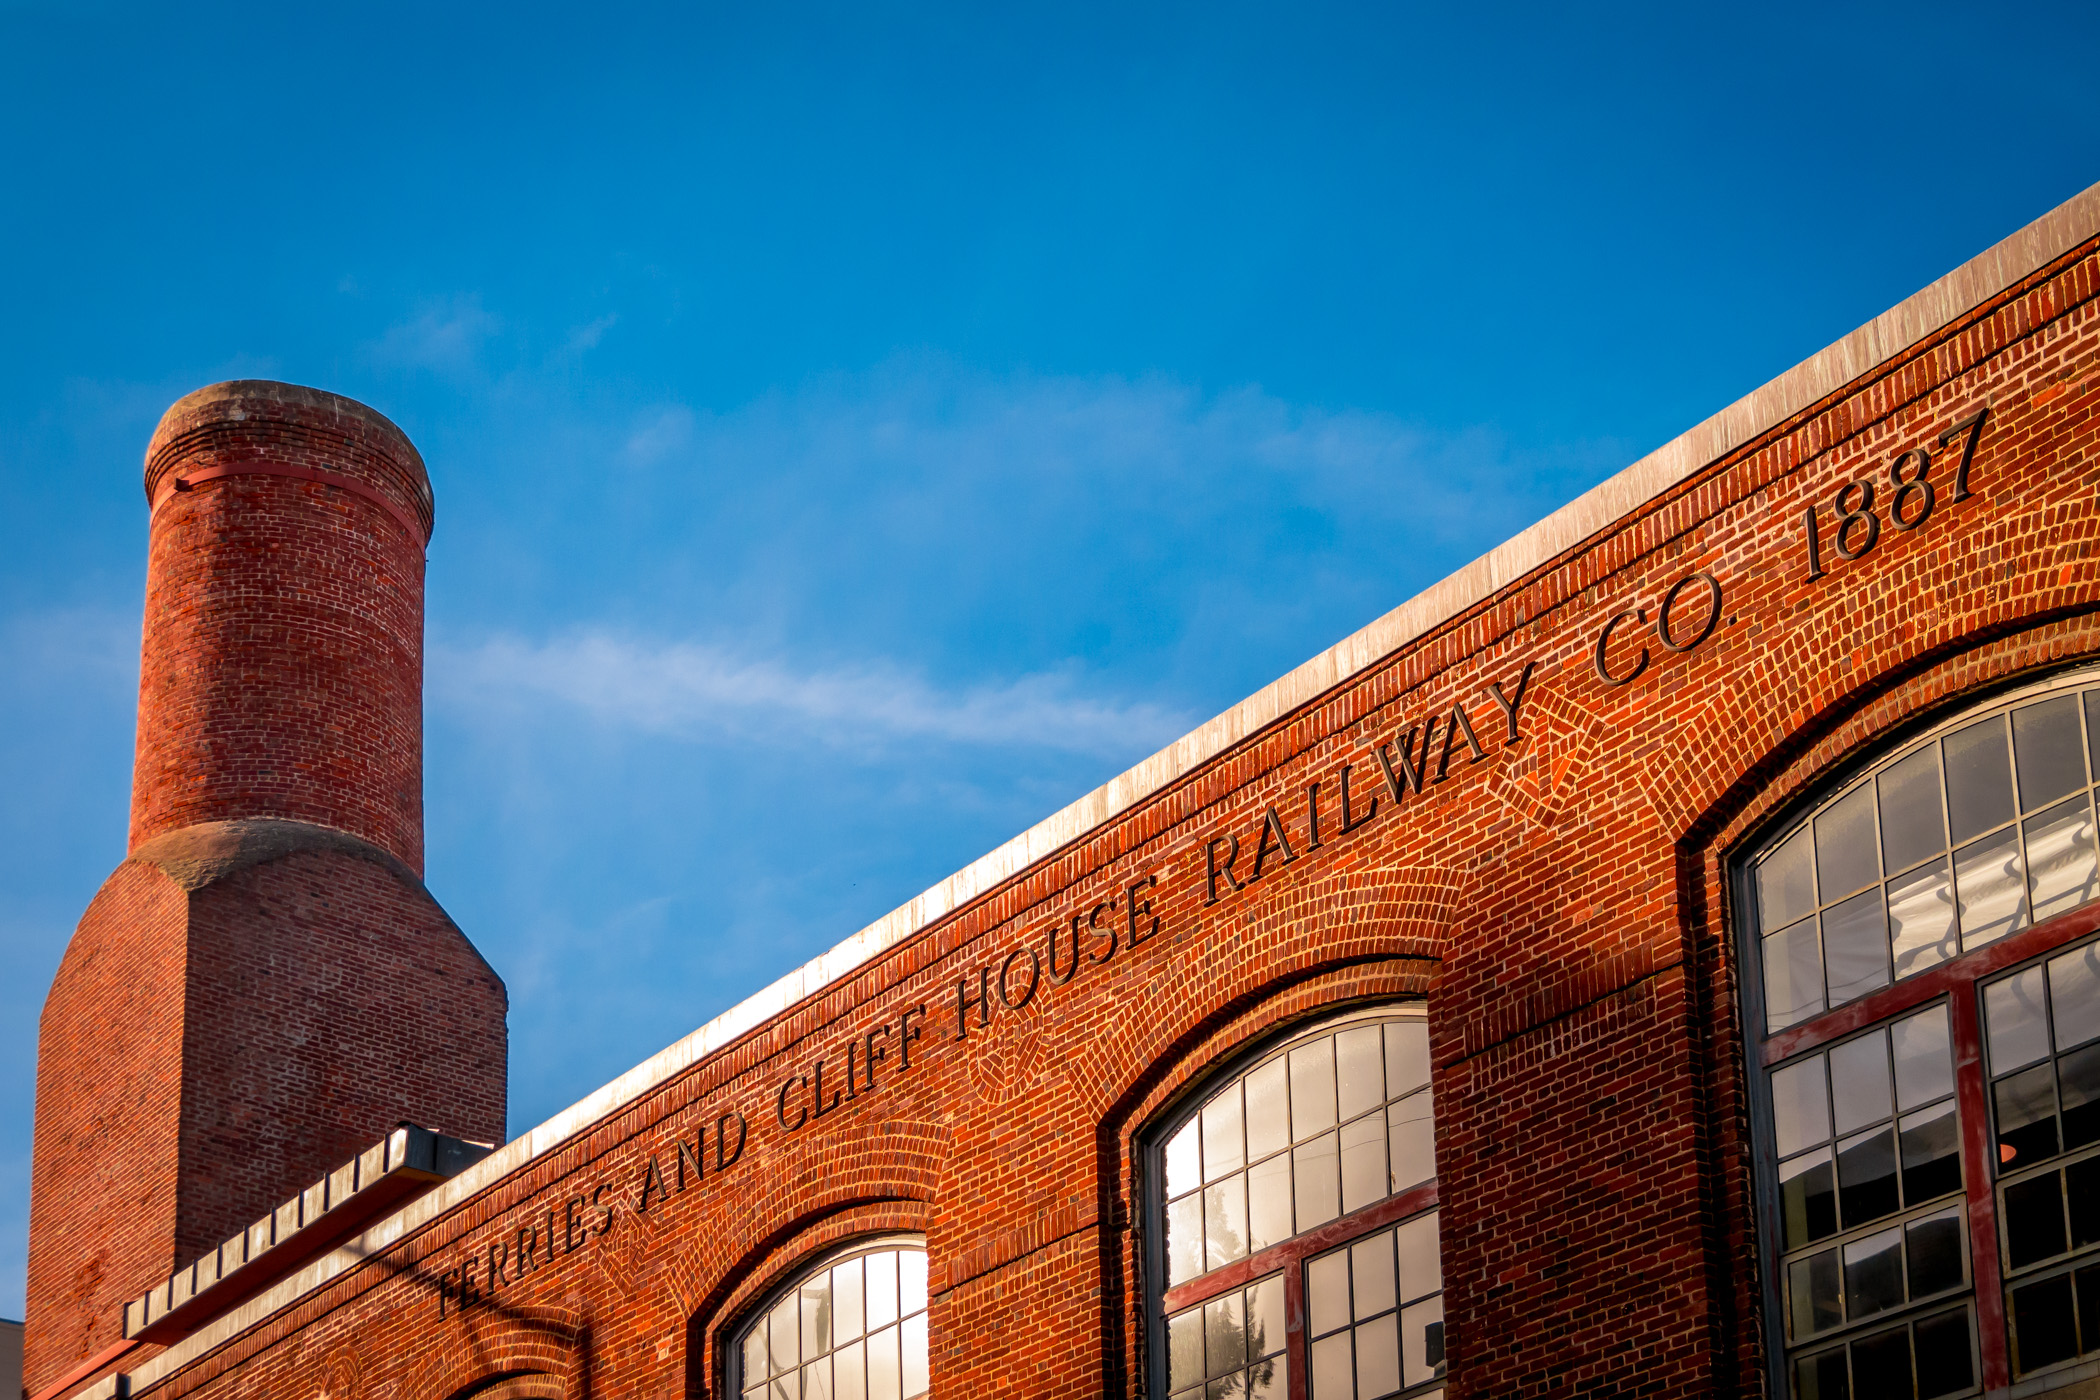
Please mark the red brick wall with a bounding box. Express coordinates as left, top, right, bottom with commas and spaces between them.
82, 236, 2100, 1400
25, 385, 507, 1398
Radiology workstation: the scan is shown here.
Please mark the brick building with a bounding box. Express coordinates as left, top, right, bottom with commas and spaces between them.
22, 180, 2100, 1400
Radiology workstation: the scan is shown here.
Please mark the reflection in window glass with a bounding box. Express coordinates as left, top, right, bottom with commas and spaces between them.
735, 1243, 930, 1400
1306, 1211, 1445, 1399
1166, 1274, 1287, 1400
1753, 683, 2100, 1033
1987, 934, 2100, 1377
1164, 1014, 1434, 1287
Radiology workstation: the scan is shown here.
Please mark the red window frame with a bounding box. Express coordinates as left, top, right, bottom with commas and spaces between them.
1753, 858, 2100, 1393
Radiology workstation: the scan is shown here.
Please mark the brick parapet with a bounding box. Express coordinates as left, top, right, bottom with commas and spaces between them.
89, 209, 2100, 1400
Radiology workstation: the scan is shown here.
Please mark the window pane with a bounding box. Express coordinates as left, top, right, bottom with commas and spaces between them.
2050, 942, 2100, 1051
1306, 1249, 1350, 1337
1249, 1275, 1286, 1360
900, 1314, 928, 1399
1829, 1032, 1893, 1137
1168, 1193, 1204, 1286
1385, 1020, 1430, 1098
2011, 1274, 2079, 1374
1389, 1091, 1436, 1192
1244, 1058, 1291, 1161
1761, 825, 1817, 930
832, 1256, 864, 1348
744, 1320, 770, 1382
1396, 1210, 1442, 1303
1789, 1249, 1842, 1339
1898, 1102, 1962, 1203
1294, 1133, 1340, 1230
1355, 1314, 1400, 1397
1290, 1040, 1339, 1139
1879, 745, 1949, 874
868, 1326, 901, 1400
1205, 1291, 1247, 1378
1400, 1297, 1446, 1387
1816, 784, 1882, 901
2070, 1156, 2100, 1248
832, 1342, 863, 1400
1945, 716, 2016, 844
1891, 1005, 1954, 1110
2004, 1173, 2068, 1269
2025, 796, 2098, 923
1823, 889, 1892, 1005
899, 1250, 927, 1317
1205, 1175, 1248, 1270
1793, 1349, 1849, 1400
2061, 1043, 2100, 1151
1905, 1208, 1965, 1298
1986, 967, 2053, 1072
1765, 918, 1825, 1032
1888, 858, 1957, 979
1339, 1116, 1386, 1216
1169, 1309, 1204, 1391
1781, 1148, 1839, 1250
1773, 1056, 1833, 1157
805, 1359, 832, 1400
804, 1274, 833, 1358
1350, 1230, 1396, 1320
1204, 1087, 1246, 1181
1996, 1063, 2061, 1167
1166, 1119, 1201, 1200
1248, 1151, 1293, 1253
1836, 1127, 1900, 1227
865, 1251, 898, 1331
770, 1294, 801, 1372
1912, 1308, 1974, 1398
1335, 1026, 1384, 1122
1309, 1332, 1352, 1399
1850, 1323, 1913, 1396
1248, 1352, 1287, 1400
1955, 827, 2028, 949
775, 1372, 805, 1400
2012, 695, 2085, 811
1842, 1227, 1904, 1320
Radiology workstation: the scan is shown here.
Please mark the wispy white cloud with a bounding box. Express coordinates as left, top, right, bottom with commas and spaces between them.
431, 630, 1193, 760
371, 297, 503, 375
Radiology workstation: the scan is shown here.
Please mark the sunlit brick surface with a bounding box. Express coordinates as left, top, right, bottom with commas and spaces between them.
30, 218, 2100, 1400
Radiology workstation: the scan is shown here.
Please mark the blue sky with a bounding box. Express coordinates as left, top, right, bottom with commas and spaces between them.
2, 0, 2095, 1318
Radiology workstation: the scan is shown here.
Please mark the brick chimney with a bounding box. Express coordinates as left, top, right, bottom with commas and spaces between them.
23, 382, 508, 1395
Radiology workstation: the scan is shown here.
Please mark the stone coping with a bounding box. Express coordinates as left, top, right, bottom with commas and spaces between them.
111, 176, 2100, 1396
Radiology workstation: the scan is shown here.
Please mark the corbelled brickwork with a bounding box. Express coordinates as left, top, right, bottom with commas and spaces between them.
34, 197, 2100, 1400
24, 386, 506, 1398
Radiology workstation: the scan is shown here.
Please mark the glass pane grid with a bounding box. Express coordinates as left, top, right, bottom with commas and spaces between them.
1987, 934, 2100, 1377
1305, 1211, 1444, 1399
1755, 683, 2100, 1035
1165, 1014, 1434, 1288
1167, 1273, 1288, 1400
737, 1245, 930, 1400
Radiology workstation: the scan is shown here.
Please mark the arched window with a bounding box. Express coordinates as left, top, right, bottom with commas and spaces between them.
1742, 669, 2100, 1397
1148, 1005, 1444, 1400
728, 1237, 930, 1400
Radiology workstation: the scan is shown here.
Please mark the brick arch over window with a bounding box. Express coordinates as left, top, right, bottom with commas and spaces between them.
439, 1372, 565, 1400
394, 1302, 585, 1400
684, 1199, 934, 1399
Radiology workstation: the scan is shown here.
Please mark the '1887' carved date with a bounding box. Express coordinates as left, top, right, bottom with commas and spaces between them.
1799, 406, 1989, 581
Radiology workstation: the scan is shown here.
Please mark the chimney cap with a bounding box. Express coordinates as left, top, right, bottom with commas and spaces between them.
144, 380, 432, 533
